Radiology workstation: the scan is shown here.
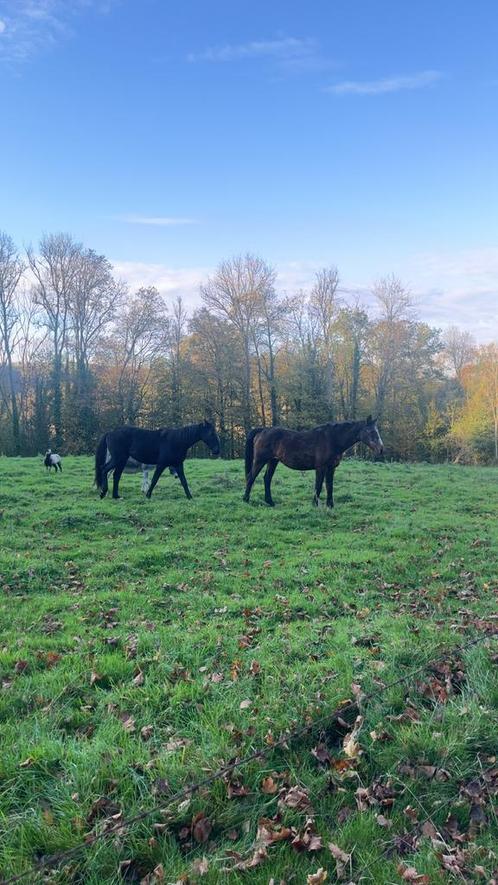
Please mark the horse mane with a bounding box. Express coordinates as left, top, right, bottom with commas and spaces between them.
320, 419, 365, 431
171, 422, 204, 448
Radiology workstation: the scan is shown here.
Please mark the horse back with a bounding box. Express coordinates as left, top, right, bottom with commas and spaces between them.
254, 425, 335, 470
108, 426, 162, 464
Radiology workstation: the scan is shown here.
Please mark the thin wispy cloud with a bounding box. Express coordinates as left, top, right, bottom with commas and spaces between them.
188, 35, 318, 65
116, 214, 198, 227
0, 0, 113, 65
327, 70, 443, 96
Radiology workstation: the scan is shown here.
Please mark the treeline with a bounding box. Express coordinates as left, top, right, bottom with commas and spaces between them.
0, 231, 497, 462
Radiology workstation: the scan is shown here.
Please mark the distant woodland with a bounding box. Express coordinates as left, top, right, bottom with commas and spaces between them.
0, 231, 497, 462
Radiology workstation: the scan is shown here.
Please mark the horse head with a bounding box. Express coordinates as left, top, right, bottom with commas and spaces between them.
200, 420, 220, 457
359, 416, 384, 456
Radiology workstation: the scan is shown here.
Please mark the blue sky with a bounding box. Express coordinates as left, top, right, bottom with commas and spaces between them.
1, 0, 497, 339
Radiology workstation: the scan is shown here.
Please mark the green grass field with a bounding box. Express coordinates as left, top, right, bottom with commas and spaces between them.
0, 456, 497, 884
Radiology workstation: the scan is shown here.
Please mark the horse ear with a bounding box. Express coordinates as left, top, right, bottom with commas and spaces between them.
366, 414, 373, 424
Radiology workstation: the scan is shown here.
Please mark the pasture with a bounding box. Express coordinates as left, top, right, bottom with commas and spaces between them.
0, 457, 497, 884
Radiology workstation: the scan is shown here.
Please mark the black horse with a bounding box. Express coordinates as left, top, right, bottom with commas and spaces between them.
243, 416, 383, 507
95, 420, 220, 499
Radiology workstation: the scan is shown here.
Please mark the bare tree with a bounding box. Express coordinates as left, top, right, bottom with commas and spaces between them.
309, 267, 340, 414
170, 296, 188, 424
189, 307, 242, 452
443, 325, 476, 382
111, 287, 169, 424
63, 250, 124, 449
0, 232, 25, 453
27, 233, 82, 448
201, 254, 275, 433
335, 303, 369, 419
370, 275, 414, 419
71, 250, 123, 382
251, 285, 287, 426
373, 273, 414, 323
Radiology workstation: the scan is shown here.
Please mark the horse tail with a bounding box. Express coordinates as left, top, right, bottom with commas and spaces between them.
245, 427, 264, 478
95, 434, 108, 489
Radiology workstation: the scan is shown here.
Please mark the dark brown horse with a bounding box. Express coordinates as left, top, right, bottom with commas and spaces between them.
243, 417, 383, 507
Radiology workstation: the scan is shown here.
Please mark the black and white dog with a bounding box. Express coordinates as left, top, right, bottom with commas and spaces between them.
44, 450, 62, 472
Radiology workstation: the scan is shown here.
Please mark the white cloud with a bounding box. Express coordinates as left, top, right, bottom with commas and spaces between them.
111, 260, 210, 310
0, 0, 113, 64
327, 70, 443, 96
400, 247, 498, 342
111, 248, 498, 344
116, 214, 198, 227
187, 36, 317, 64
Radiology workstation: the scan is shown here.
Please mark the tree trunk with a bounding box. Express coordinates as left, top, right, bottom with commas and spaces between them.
243, 336, 252, 434
268, 341, 279, 425
52, 352, 63, 449
350, 341, 360, 419
5, 351, 20, 455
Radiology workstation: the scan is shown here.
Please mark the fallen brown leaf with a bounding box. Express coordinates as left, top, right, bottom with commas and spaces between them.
307, 868, 328, 884
192, 856, 209, 876
261, 776, 278, 794
397, 863, 430, 883
192, 812, 212, 844
328, 842, 351, 880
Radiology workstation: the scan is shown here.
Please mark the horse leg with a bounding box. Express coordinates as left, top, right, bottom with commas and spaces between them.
141, 469, 149, 494
58, 462, 62, 472
313, 468, 325, 506
264, 459, 278, 506
175, 463, 192, 500
243, 457, 267, 502
112, 459, 127, 499
100, 457, 117, 498
145, 463, 167, 499
325, 466, 335, 508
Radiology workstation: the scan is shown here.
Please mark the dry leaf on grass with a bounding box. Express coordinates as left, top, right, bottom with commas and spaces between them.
261, 776, 278, 794
191, 856, 209, 875
342, 714, 364, 758
328, 842, 351, 880
291, 818, 322, 852
307, 868, 328, 884
133, 669, 144, 686
140, 725, 153, 741
278, 784, 313, 812
192, 812, 212, 844
397, 863, 430, 883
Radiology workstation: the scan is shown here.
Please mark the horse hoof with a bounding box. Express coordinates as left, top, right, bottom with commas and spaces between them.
100, 492, 106, 499
265, 500, 275, 507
